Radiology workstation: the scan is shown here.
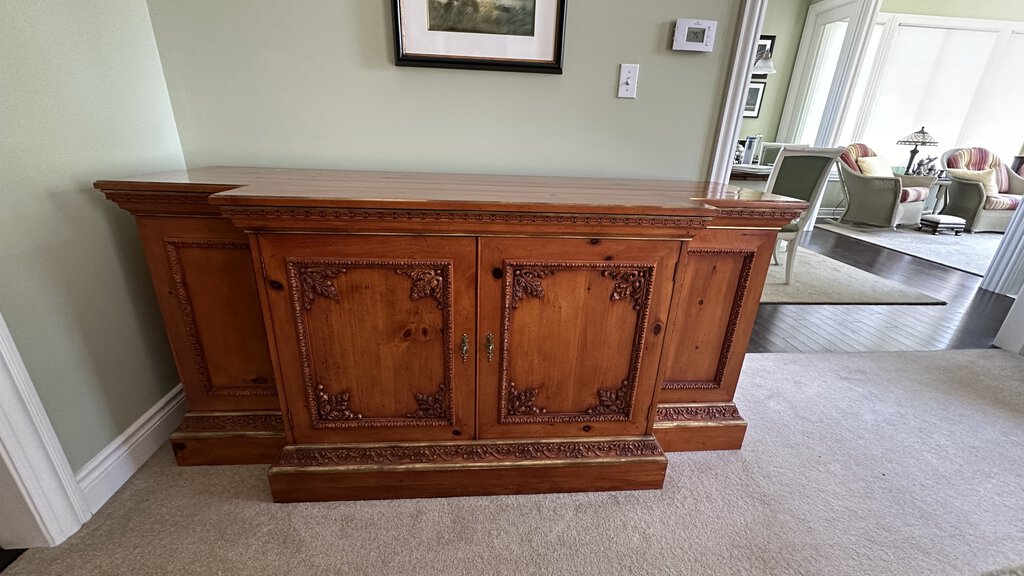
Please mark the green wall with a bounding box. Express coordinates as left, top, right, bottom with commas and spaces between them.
1, 1, 753, 471
146, 0, 744, 180
0, 1, 185, 469
740, 0, 812, 141
882, 0, 1024, 21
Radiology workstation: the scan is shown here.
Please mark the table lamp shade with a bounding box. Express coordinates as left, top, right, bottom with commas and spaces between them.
897, 126, 938, 173
897, 126, 939, 147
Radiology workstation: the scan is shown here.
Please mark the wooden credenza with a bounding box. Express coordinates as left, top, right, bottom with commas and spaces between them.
97, 167, 803, 502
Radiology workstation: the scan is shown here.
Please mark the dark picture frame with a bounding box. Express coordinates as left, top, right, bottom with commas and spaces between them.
743, 81, 766, 118
752, 34, 776, 80
392, 0, 567, 74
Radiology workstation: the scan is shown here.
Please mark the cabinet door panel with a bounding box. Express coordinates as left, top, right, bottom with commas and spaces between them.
137, 217, 277, 410
657, 229, 774, 403
257, 235, 475, 444
478, 238, 680, 439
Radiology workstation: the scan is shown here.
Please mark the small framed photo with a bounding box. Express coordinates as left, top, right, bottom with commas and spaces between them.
752, 34, 776, 80
392, 0, 567, 74
743, 81, 766, 118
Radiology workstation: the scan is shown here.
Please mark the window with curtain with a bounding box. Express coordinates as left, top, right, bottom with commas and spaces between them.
841, 14, 1024, 169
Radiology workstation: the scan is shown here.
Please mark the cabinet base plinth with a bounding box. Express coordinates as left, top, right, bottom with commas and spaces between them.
653, 403, 748, 452
268, 436, 667, 502
170, 411, 286, 466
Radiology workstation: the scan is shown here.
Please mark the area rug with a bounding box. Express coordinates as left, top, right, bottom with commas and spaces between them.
818, 221, 1004, 276
761, 247, 945, 305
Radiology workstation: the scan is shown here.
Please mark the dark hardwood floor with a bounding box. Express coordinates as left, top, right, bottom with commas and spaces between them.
749, 228, 1015, 353
0, 548, 24, 573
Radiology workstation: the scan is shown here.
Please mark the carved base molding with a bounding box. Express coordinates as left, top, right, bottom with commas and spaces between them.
653, 402, 747, 453
268, 436, 667, 502
170, 411, 286, 466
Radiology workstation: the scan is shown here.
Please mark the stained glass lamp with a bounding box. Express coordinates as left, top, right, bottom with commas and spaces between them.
896, 126, 938, 174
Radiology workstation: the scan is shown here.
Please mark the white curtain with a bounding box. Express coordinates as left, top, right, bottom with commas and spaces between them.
845, 17, 1024, 167
861, 25, 996, 164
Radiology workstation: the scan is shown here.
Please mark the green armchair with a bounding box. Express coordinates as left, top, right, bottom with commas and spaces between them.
940, 147, 1024, 233
837, 144, 936, 228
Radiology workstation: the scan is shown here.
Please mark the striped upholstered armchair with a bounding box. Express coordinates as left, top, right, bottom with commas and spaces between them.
941, 147, 1024, 233
837, 144, 936, 228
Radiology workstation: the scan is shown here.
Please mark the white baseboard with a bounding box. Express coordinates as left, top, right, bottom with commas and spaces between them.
75, 384, 185, 514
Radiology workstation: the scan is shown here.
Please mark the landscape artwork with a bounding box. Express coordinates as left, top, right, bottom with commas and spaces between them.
428, 0, 537, 36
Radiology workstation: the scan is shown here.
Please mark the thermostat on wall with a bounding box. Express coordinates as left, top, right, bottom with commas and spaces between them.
672, 19, 717, 52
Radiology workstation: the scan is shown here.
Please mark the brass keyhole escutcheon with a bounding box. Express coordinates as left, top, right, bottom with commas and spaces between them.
485, 333, 495, 363
460, 334, 469, 364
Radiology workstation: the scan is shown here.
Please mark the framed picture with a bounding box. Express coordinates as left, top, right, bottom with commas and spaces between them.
752, 34, 776, 80
392, 0, 567, 74
743, 81, 766, 118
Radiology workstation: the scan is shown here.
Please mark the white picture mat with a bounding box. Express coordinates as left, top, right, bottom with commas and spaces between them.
400, 0, 559, 61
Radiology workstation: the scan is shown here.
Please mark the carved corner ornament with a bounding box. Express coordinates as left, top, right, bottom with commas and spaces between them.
298, 267, 345, 310
586, 380, 634, 416
407, 383, 450, 419
509, 268, 555, 309
396, 268, 446, 309
316, 383, 362, 421
602, 269, 651, 311
506, 382, 547, 416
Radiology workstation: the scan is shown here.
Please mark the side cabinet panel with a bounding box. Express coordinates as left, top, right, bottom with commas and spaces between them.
256, 235, 476, 444
136, 216, 278, 411
477, 238, 680, 439
657, 229, 775, 404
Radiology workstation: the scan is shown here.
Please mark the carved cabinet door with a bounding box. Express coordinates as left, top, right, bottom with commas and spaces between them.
255, 235, 476, 444
477, 238, 681, 439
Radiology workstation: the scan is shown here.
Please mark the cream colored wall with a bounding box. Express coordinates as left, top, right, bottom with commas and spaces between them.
146, 0, 744, 180
882, 0, 1024, 21
0, 1, 185, 469
740, 0, 811, 141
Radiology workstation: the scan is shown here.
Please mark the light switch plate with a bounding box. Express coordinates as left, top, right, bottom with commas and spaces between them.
672, 19, 717, 52
617, 63, 639, 98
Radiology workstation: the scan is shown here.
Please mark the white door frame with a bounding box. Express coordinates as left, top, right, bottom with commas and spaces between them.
709, 0, 769, 183
777, 0, 882, 146
710, 0, 880, 181
0, 311, 91, 548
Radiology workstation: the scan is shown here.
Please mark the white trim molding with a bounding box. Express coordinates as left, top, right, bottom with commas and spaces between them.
995, 291, 1024, 355
983, 204, 1024, 297
709, 0, 768, 183
0, 312, 91, 547
75, 384, 185, 514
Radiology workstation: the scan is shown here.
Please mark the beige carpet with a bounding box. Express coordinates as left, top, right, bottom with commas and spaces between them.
10, 350, 1024, 576
818, 222, 1003, 276
761, 247, 945, 305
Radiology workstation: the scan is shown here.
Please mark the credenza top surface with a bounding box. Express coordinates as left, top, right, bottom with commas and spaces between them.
94, 166, 803, 217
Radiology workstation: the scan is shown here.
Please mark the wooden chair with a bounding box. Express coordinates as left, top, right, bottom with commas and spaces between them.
758, 142, 787, 166
766, 146, 844, 284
